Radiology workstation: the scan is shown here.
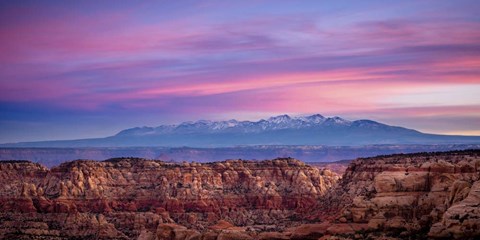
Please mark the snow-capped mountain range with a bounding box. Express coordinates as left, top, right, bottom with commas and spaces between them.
3, 114, 480, 147
116, 114, 364, 136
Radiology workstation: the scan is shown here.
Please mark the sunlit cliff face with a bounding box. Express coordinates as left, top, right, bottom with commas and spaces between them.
1, 0, 479, 142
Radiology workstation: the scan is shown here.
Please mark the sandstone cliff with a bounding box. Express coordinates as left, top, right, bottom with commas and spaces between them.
0, 158, 337, 239
319, 150, 480, 239
1, 150, 479, 240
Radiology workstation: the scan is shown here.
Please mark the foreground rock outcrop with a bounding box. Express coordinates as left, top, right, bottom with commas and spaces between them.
0, 158, 337, 239
1, 150, 479, 239
318, 150, 480, 239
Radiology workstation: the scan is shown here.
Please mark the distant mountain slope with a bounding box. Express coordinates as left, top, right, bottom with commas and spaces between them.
2, 114, 480, 147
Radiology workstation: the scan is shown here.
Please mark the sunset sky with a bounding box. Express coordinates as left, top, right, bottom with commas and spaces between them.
1, 0, 479, 143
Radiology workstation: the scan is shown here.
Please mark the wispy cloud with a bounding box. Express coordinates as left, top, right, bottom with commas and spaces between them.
0, 0, 479, 141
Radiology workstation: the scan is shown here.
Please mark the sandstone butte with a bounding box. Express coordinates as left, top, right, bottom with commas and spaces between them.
0, 149, 479, 239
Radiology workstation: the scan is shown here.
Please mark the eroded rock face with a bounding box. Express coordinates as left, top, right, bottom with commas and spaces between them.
321, 150, 480, 239
0, 158, 337, 239
429, 180, 480, 239
2, 150, 479, 240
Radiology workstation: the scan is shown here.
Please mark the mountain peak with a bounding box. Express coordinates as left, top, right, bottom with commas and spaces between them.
330, 116, 351, 124
300, 114, 326, 123
267, 114, 292, 123
307, 114, 325, 119
194, 120, 214, 125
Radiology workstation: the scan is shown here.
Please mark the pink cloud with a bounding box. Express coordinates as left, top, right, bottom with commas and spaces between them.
0, 2, 479, 138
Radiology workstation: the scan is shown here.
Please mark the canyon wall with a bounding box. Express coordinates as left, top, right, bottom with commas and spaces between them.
0, 158, 338, 239
1, 150, 479, 239
319, 150, 480, 239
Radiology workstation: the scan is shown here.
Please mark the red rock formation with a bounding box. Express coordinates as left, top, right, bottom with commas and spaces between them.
1, 150, 479, 239
317, 150, 480, 239
0, 158, 337, 239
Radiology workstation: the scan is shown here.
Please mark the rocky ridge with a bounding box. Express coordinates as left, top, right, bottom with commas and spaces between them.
1, 150, 479, 239
0, 158, 338, 239
317, 150, 480, 239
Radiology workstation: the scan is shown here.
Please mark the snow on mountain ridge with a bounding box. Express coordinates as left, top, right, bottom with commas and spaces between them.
298, 114, 326, 124
116, 114, 353, 136
267, 114, 292, 124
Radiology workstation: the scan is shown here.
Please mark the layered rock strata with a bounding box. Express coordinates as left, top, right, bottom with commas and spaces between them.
0, 158, 337, 239
320, 150, 480, 239
1, 150, 479, 239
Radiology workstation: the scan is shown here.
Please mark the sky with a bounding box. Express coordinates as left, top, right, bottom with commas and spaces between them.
0, 0, 479, 143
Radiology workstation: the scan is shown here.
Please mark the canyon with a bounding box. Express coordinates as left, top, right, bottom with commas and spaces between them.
0, 150, 479, 239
